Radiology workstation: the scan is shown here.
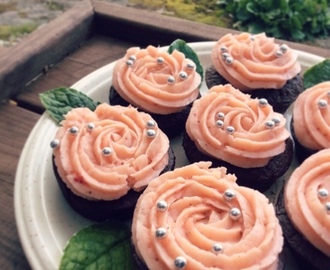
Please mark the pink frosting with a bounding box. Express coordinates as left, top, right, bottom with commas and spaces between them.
53, 103, 170, 201
211, 32, 301, 90
112, 45, 201, 114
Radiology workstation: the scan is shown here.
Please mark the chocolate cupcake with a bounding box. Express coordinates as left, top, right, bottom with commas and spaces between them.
51, 103, 175, 221
183, 84, 293, 192
205, 32, 303, 113
132, 162, 285, 270
110, 45, 202, 138
276, 149, 330, 270
291, 81, 330, 163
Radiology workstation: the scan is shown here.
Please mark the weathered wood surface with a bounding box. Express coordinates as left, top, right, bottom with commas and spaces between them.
0, 0, 329, 269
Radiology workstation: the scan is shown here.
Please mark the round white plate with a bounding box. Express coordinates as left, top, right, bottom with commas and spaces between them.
14, 42, 325, 270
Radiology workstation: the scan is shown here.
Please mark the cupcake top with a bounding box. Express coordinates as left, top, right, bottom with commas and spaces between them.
132, 162, 283, 270
211, 32, 301, 91
185, 84, 290, 168
293, 81, 330, 150
112, 45, 201, 114
285, 148, 330, 256
52, 103, 170, 201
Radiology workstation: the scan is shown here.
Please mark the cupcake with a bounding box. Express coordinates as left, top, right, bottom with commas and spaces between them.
132, 162, 284, 270
276, 148, 330, 270
51, 103, 175, 221
183, 84, 293, 191
205, 32, 303, 113
110, 45, 202, 138
291, 81, 330, 163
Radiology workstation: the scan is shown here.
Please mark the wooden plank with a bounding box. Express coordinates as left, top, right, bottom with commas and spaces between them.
15, 35, 138, 113
0, 0, 94, 102
0, 103, 40, 270
93, 1, 330, 58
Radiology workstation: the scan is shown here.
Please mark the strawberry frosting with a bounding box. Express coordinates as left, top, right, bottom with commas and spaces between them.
293, 81, 330, 150
52, 103, 170, 201
112, 45, 201, 114
185, 84, 290, 168
285, 149, 330, 256
132, 162, 283, 270
211, 32, 301, 90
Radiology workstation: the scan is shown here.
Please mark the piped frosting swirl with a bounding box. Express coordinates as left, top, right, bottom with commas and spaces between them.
285, 149, 330, 256
211, 32, 301, 90
52, 103, 170, 201
132, 162, 283, 270
293, 81, 330, 150
185, 84, 290, 168
112, 45, 201, 114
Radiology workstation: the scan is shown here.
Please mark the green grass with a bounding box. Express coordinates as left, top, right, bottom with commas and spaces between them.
0, 23, 39, 40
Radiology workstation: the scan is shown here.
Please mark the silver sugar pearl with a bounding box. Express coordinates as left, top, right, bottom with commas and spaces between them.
69, 126, 79, 135
272, 117, 281, 126
279, 44, 288, 53
275, 50, 283, 58
174, 256, 187, 269
155, 227, 167, 238
217, 112, 225, 120
229, 207, 241, 220
50, 139, 60, 149
318, 188, 329, 199
102, 147, 113, 156
220, 46, 228, 53
187, 62, 195, 69
224, 189, 236, 201
126, 59, 134, 66
156, 200, 168, 211
325, 202, 330, 214
250, 35, 255, 41
318, 99, 328, 109
222, 52, 230, 60
86, 122, 95, 131
259, 98, 269, 107
265, 120, 275, 129
226, 126, 235, 134
215, 120, 224, 128
129, 55, 137, 62
167, 76, 175, 84
179, 71, 188, 80
146, 129, 156, 138
327, 91, 330, 97
147, 120, 156, 128
212, 243, 224, 254
157, 57, 164, 64
225, 56, 233, 65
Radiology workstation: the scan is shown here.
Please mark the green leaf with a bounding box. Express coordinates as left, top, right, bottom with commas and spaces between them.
59, 221, 133, 270
39, 87, 99, 124
168, 39, 204, 83
303, 59, 330, 89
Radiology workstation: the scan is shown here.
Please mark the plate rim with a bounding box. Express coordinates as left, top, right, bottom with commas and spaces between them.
14, 41, 325, 270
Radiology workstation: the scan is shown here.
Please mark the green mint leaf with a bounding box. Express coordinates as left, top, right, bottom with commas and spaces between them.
168, 39, 204, 83
59, 221, 133, 270
39, 87, 99, 124
303, 59, 330, 89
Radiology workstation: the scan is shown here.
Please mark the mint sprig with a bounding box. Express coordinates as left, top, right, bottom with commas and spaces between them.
303, 59, 330, 89
39, 87, 99, 124
168, 39, 204, 83
59, 221, 133, 270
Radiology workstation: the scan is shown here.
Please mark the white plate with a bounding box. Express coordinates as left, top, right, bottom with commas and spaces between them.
14, 42, 325, 270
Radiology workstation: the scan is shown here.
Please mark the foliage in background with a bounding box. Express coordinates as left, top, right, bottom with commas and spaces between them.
218, 0, 330, 41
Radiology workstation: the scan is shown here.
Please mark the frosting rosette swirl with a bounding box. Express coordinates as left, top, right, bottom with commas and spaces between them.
112, 45, 201, 114
132, 162, 283, 270
185, 84, 290, 168
52, 103, 170, 201
211, 32, 301, 90
293, 81, 330, 150
285, 149, 330, 256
